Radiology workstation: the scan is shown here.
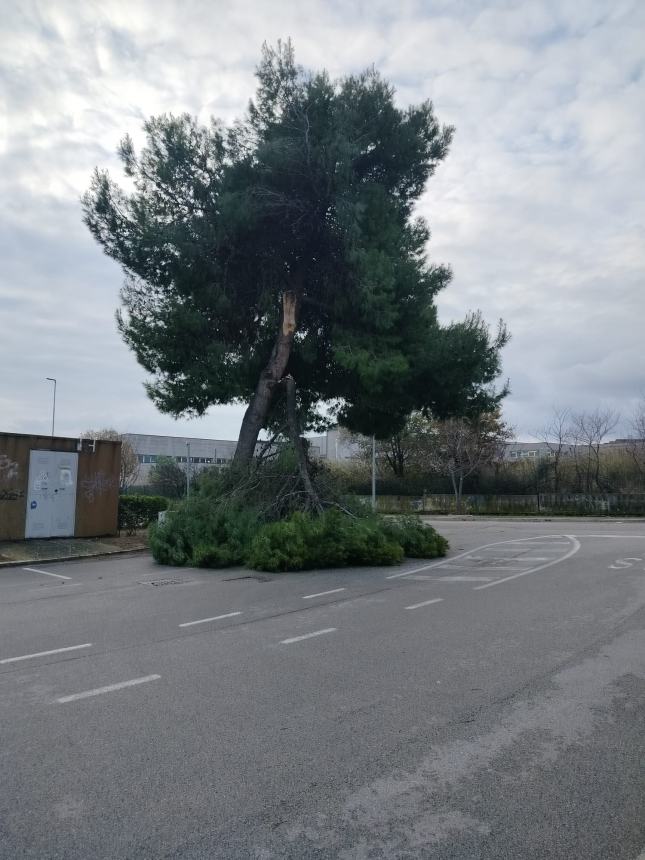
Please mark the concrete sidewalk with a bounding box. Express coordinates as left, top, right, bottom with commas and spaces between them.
0, 533, 148, 567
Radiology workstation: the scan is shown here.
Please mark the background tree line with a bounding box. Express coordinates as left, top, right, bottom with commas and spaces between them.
341, 400, 645, 505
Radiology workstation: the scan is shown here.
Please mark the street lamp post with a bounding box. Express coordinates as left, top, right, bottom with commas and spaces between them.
371, 435, 376, 510
45, 377, 56, 436
186, 441, 191, 499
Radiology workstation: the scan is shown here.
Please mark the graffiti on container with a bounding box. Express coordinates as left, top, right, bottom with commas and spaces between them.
81, 471, 118, 503
0, 454, 19, 482
0, 455, 22, 500
0, 488, 24, 501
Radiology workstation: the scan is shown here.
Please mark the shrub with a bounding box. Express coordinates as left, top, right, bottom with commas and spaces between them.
118, 494, 168, 533
247, 509, 405, 572
149, 500, 260, 568
381, 516, 449, 558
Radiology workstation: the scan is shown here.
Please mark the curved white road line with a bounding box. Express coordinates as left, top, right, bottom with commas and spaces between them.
385, 534, 573, 580
473, 535, 581, 590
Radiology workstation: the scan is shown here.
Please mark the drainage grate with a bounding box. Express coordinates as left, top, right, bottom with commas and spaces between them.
138, 578, 190, 587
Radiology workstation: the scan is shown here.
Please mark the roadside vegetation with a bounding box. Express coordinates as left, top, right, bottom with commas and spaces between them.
149, 451, 447, 571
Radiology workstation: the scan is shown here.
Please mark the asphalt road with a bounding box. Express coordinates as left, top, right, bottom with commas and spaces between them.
1, 519, 645, 859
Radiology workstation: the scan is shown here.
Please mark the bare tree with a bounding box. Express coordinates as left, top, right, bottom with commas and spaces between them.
81, 428, 140, 492
428, 414, 511, 512
569, 409, 619, 494
536, 407, 574, 494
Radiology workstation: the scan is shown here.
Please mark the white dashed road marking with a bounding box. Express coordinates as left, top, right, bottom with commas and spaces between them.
22, 567, 71, 581
1, 643, 92, 664
281, 628, 337, 645
179, 612, 241, 627
405, 598, 444, 610
302, 588, 346, 600
56, 674, 161, 703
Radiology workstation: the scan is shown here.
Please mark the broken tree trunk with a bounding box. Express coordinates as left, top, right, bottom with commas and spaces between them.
233, 290, 299, 467
284, 374, 323, 514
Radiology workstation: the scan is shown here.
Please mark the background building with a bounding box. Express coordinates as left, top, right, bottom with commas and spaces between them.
123, 433, 237, 486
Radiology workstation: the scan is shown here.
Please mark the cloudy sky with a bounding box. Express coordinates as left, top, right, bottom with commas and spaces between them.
2, 0, 643, 442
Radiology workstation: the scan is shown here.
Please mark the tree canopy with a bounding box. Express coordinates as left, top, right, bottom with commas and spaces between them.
83, 41, 508, 466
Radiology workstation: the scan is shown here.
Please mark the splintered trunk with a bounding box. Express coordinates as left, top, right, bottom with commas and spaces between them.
233, 291, 298, 467
284, 375, 322, 513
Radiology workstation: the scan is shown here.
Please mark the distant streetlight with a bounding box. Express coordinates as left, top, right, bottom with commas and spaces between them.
371, 435, 376, 510
186, 441, 191, 498
45, 377, 56, 437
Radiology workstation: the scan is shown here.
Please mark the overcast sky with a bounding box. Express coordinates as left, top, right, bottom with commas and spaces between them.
2, 0, 643, 442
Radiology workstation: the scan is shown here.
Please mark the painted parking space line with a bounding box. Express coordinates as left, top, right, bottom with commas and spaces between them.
179, 612, 241, 628
471, 566, 533, 572
302, 588, 346, 600
22, 567, 71, 581
281, 628, 337, 645
411, 575, 493, 582
1, 643, 92, 664
405, 597, 444, 610
437, 576, 492, 582
56, 674, 161, 703
512, 557, 549, 561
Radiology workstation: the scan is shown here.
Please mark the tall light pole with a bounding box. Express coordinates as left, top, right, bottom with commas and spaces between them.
45, 377, 56, 436
371, 435, 376, 510
186, 441, 191, 498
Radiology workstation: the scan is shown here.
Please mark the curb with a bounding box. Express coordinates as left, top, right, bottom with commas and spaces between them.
0, 547, 148, 569
418, 515, 645, 523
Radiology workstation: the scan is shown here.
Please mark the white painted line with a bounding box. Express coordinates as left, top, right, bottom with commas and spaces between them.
437, 576, 493, 582
56, 674, 161, 703
473, 566, 532, 572
405, 598, 444, 610
474, 536, 581, 590
385, 534, 572, 580
513, 541, 571, 546
281, 628, 337, 645
179, 612, 241, 628
302, 587, 346, 600
1, 643, 92, 664
410, 574, 492, 582
514, 557, 549, 561
23, 566, 71, 581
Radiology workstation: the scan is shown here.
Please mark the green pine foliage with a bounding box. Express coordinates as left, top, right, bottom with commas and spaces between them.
147, 458, 449, 572
83, 41, 508, 443
247, 509, 405, 572
380, 515, 449, 557
149, 500, 260, 567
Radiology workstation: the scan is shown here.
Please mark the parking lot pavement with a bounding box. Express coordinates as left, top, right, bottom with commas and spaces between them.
2, 519, 645, 859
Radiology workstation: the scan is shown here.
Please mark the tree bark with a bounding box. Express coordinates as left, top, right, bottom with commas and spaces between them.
284, 375, 323, 513
233, 290, 299, 467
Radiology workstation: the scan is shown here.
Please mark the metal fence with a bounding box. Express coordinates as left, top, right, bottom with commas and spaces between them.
361, 493, 645, 515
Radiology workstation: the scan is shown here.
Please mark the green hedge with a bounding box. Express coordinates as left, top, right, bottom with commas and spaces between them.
118, 495, 169, 533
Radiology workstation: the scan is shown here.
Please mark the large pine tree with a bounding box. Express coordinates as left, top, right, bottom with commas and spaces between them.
83, 41, 508, 468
